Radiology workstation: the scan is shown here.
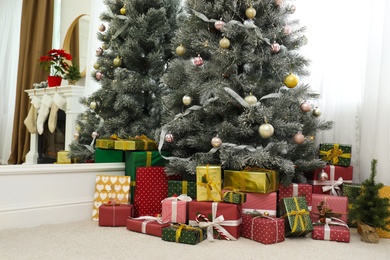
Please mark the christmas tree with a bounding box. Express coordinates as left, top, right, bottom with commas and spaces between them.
157, 0, 333, 184
69, 0, 181, 161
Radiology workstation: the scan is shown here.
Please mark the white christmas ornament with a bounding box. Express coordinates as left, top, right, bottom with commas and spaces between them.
182, 95, 192, 106
211, 136, 222, 148
244, 93, 257, 105
259, 123, 274, 138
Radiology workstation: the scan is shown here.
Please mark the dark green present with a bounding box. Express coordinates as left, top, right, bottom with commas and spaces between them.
162, 224, 206, 245
279, 196, 313, 237
125, 150, 169, 203
319, 143, 352, 166
343, 183, 362, 227
95, 148, 124, 163
222, 190, 246, 204
168, 180, 197, 199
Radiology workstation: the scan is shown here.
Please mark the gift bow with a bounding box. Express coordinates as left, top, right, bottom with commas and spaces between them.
197, 164, 222, 201
320, 144, 351, 165
173, 224, 204, 243
286, 197, 310, 233
132, 216, 166, 233
196, 214, 238, 241
222, 188, 245, 203
321, 165, 343, 196
315, 217, 349, 240
162, 194, 192, 203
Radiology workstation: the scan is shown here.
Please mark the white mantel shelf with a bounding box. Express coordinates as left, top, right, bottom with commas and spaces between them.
25, 86, 85, 164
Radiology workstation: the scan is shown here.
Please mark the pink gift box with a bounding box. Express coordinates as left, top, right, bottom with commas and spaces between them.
161, 199, 188, 224
242, 192, 277, 216
278, 183, 312, 209
306, 165, 353, 196
311, 194, 348, 223
242, 214, 285, 244
312, 219, 350, 242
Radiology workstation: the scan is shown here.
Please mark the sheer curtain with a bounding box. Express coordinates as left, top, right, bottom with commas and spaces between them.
0, 0, 23, 164
296, 0, 390, 184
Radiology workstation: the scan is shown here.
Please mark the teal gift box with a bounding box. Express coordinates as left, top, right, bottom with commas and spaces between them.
319, 143, 352, 166
95, 148, 124, 163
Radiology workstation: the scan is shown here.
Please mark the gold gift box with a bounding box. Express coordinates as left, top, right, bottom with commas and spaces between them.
56, 150, 72, 164
377, 186, 390, 238
114, 135, 157, 151
196, 164, 222, 201
223, 168, 279, 193
95, 139, 116, 149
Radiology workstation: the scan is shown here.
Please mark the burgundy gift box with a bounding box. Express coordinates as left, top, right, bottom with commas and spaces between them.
242, 192, 277, 216
311, 194, 349, 223
278, 183, 312, 210
161, 198, 188, 224
241, 214, 285, 244
312, 219, 350, 242
126, 218, 170, 237
188, 201, 242, 240
98, 204, 133, 227
306, 165, 353, 196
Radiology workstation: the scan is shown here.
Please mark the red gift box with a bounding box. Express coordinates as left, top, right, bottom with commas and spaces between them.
306, 165, 353, 196
242, 192, 277, 216
311, 194, 349, 223
98, 204, 133, 227
188, 201, 242, 240
241, 214, 285, 244
161, 196, 190, 224
312, 218, 350, 242
278, 183, 312, 210
126, 217, 170, 237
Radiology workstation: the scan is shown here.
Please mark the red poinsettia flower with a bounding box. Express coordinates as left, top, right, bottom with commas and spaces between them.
39, 49, 72, 77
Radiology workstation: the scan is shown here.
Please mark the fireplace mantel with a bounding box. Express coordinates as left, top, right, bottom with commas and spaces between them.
25, 86, 85, 164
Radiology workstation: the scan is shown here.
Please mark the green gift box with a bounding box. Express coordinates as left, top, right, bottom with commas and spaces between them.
319, 143, 352, 166
168, 180, 197, 199
222, 190, 247, 204
162, 224, 206, 245
125, 150, 169, 203
95, 138, 116, 149
95, 148, 124, 163
279, 196, 313, 237
115, 135, 157, 151
343, 183, 362, 227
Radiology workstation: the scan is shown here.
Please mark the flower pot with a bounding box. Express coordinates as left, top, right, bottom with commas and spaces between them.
47, 76, 62, 87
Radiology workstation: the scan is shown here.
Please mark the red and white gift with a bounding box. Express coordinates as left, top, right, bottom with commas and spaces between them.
241, 213, 285, 244
311, 194, 349, 223
242, 192, 277, 216
278, 183, 312, 210
312, 217, 350, 243
161, 194, 192, 224
126, 216, 170, 237
98, 204, 133, 227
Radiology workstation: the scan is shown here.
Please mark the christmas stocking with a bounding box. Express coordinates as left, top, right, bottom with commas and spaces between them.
37, 94, 53, 135
48, 92, 67, 133
24, 96, 41, 134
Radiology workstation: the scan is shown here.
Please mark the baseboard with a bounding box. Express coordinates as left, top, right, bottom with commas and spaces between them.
0, 163, 125, 230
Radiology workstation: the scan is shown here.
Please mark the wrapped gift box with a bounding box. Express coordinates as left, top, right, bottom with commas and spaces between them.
168, 180, 197, 199
98, 204, 133, 227
161, 198, 188, 224
241, 214, 285, 244
377, 186, 390, 238
311, 194, 348, 223
278, 183, 312, 210
56, 150, 72, 164
162, 224, 206, 245
95, 148, 124, 163
223, 168, 279, 194
125, 150, 170, 203
319, 143, 352, 166
188, 201, 242, 240
92, 175, 131, 221
96, 138, 116, 149
126, 217, 170, 237
196, 165, 222, 202
312, 218, 350, 242
279, 197, 313, 237
115, 135, 157, 151
342, 183, 362, 227
242, 192, 277, 216
306, 165, 353, 196
222, 190, 246, 204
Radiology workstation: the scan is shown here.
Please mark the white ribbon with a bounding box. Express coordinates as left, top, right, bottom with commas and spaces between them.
292, 183, 298, 196
320, 217, 349, 241
322, 165, 343, 196
161, 195, 192, 223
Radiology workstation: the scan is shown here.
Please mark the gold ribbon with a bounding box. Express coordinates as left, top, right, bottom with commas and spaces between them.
173, 224, 204, 243
182, 180, 188, 195
130, 181, 136, 187
286, 197, 309, 233
222, 188, 245, 203
132, 135, 157, 150
145, 151, 151, 166
319, 144, 351, 165
197, 165, 222, 201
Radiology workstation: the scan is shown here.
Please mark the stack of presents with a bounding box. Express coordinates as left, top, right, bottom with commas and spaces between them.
90, 139, 390, 245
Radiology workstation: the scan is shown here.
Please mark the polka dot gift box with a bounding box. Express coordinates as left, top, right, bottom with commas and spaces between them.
241, 214, 285, 244
312, 218, 350, 243
377, 186, 390, 238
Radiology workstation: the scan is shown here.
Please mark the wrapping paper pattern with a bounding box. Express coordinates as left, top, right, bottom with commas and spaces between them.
241, 214, 285, 244
162, 224, 207, 245
196, 165, 222, 201
278, 183, 312, 209
98, 204, 133, 227
168, 180, 197, 199
242, 192, 277, 216
311, 194, 348, 223
377, 186, 390, 238
279, 197, 313, 237
161, 199, 188, 224
342, 183, 362, 227
222, 190, 247, 204
319, 143, 352, 166
92, 175, 130, 221
95, 148, 124, 163
312, 218, 350, 242
126, 218, 170, 237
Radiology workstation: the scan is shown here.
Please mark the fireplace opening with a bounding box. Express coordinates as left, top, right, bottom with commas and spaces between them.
37, 110, 66, 164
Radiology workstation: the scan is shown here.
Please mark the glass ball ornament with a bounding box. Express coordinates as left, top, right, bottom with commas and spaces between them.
95, 71, 103, 80
176, 44, 186, 56
113, 56, 122, 67
75, 124, 81, 132
98, 24, 106, 32
211, 136, 222, 148
74, 132, 79, 140
164, 133, 174, 143
90, 101, 97, 110
96, 47, 103, 56
275, 0, 284, 7
283, 25, 292, 35
91, 131, 98, 139
293, 132, 305, 144
101, 43, 108, 50
244, 93, 257, 105
120, 4, 126, 15
193, 54, 204, 66
259, 123, 274, 138
270, 42, 281, 53
318, 169, 329, 181
219, 37, 230, 49
182, 95, 192, 106
93, 62, 100, 69
283, 73, 299, 88
214, 19, 225, 30
300, 101, 311, 112
245, 6, 256, 19
290, 4, 296, 14
312, 107, 322, 117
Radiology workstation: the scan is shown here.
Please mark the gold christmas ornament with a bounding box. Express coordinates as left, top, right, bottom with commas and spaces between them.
259, 123, 274, 138
312, 107, 322, 117
245, 6, 256, 19
283, 73, 299, 88
211, 136, 222, 148
120, 4, 126, 15
113, 56, 122, 67
101, 43, 108, 50
244, 93, 257, 105
175, 44, 186, 56
75, 124, 81, 132
182, 95, 192, 106
93, 62, 100, 69
219, 37, 230, 49
90, 101, 97, 110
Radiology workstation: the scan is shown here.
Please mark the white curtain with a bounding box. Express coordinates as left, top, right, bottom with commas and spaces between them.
297, 0, 390, 184
0, 0, 23, 164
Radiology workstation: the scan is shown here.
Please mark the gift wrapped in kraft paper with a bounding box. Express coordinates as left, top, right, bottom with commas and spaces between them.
223, 167, 279, 194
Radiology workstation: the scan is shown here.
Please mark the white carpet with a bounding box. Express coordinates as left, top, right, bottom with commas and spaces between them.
1, 220, 389, 260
